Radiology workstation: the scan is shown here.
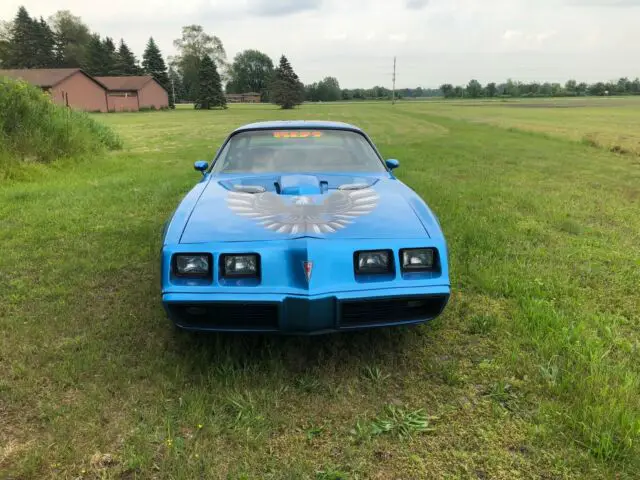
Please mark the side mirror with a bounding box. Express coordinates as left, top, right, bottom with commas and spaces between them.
194, 160, 209, 174
385, 159, 400, 170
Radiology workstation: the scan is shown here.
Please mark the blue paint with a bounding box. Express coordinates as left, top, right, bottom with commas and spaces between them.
162, 121, 451, 334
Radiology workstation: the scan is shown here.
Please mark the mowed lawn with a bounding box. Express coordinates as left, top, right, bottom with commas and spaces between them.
1, 100, 639, 479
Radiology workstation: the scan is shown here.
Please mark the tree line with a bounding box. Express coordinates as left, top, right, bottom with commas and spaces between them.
0, 7, 174, 107
3, 5, 639, 111
440, 78, 640, 99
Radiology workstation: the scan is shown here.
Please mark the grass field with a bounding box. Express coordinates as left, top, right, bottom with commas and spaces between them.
1, 98, 639, 479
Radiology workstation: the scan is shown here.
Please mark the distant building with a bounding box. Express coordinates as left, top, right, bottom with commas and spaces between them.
0, 68, 108, 112
226, 92, 261, 103
94, 76, 169, 112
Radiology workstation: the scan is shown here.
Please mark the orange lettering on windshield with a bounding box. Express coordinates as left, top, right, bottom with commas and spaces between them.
272, 131, 323, 138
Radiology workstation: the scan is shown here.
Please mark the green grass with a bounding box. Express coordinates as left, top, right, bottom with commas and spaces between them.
0, 77, 121, 175
1, 99, 639, 478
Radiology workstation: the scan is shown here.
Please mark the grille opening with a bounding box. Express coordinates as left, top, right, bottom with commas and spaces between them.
168, 303, 279, 330
340, 296, 447, 327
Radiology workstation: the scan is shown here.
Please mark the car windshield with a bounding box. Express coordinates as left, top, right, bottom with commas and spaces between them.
211, 129, 387, 174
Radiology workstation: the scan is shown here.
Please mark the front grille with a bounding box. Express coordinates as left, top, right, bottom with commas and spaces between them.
340, 296, 447, 327
168, 303, 279, 330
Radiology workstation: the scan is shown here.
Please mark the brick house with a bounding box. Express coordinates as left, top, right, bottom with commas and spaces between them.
94, 76, 169, 112
0, 68, 108, 112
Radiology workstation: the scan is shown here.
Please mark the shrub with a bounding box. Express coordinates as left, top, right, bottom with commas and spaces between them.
0, 77, 122, 164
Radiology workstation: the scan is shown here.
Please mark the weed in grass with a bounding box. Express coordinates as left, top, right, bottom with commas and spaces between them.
486, 380, 519, 412
305, 424, 326, 443
225, 391, 263, 427
295, 374, 323, 393
362, 365, 391, 385
369, 405, 436, 439
316, 467, 350, 480
467, 314, 497, 335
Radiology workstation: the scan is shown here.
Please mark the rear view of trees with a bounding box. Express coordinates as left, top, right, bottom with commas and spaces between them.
142, 37, 172, 108
171, 25, 226, 102
306, 77, 341, 102
1, 6, 55, 68
195, 55, 226, 109
226, 49, 274, 101
270, 55, 304, 109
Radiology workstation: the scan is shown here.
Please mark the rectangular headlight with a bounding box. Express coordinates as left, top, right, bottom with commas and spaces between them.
174, 254, 211, 277
400, 248, 436, 272
221, 254, 260, 278
355, 250, 393, 274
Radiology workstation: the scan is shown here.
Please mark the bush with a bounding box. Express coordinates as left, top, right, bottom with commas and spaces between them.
0, 77, 122, 164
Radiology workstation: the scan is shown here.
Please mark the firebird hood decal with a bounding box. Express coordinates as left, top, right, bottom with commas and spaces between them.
226, 188, 379, 235
179, 176, 430, 243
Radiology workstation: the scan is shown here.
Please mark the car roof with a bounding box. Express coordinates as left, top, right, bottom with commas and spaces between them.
232, 120, 364, 134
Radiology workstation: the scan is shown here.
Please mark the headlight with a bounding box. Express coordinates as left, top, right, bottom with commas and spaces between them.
355, 250, 393, 274
401, 248, 436, 272
174, 254, 211, 277
221, 254, 260, 277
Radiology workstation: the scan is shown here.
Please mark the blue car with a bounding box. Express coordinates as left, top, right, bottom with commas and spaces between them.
161, 121, 450, 334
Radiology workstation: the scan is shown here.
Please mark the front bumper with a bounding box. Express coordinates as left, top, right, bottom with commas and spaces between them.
163, 285, 450, 334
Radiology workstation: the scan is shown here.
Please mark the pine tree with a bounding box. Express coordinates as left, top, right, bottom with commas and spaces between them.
32, 17, 56, 67
270, 55, 304, 109
114, 39, 139, 75
5, 7, 38, 68
142, 37, 173, 107
101, 37, 118, 74
195, 55, 226, 110
84, 34, 110, 75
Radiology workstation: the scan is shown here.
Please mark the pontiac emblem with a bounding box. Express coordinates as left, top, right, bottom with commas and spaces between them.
302, 261, 313, 283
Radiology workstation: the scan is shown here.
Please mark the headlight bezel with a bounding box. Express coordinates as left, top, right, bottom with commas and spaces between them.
354, 249, 394, 275
172, 253, 213, 278
400, 248, 438, 272
220, 253, 261, 279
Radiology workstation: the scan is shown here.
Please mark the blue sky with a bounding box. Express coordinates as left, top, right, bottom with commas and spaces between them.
2, 0, 639, 88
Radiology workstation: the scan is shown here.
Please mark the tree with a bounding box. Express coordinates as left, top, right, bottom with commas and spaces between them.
565, 79, 577, 94
270, 55, 305, 109
0, 21, 10, 67
84, 34, 110, 75
576, 82, 588, 96
49, 10, 91, 67
440, 84, 454, 98
485, 82, 497, 97
101, 37, 118, 74
316, 76, 341, 101
114, 39, 140, 75
466, 79, 483, 98
172, 25, 226, 102
195, 55, 226, 109
226, 49, 274, 101
4, 7, 39, 68
32, 17, 56, 67
143, 37, 173, 108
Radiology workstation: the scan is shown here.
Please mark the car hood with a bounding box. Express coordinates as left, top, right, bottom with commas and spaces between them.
180, 174, 428, 243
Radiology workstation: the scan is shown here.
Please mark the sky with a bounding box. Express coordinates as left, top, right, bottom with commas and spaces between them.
2, 0, 640, 88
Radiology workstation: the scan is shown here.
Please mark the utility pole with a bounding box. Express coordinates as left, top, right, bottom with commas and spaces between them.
392, 56, 397, 105
171, 74, 176, 107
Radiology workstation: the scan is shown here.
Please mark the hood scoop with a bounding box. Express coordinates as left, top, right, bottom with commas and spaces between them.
278, 174, 325, 195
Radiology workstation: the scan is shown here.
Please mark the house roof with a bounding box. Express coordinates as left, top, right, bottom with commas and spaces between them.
94, 75, 157, 92
0, 68, 84, 87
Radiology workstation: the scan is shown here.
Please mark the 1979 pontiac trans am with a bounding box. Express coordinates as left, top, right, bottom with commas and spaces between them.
161, 121, 450, 334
